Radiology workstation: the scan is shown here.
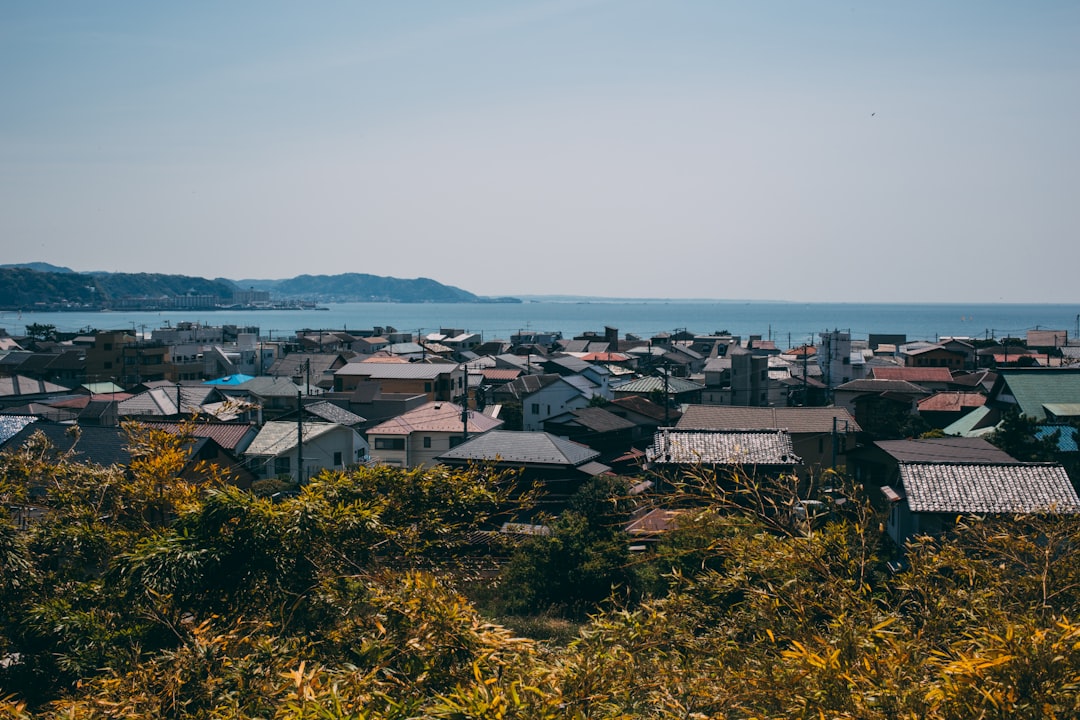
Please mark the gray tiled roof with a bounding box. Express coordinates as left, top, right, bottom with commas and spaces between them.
648, 428, 800, 466
304, 400, 366, 426
437, 430, 599, 466
899, 462, 1080, 514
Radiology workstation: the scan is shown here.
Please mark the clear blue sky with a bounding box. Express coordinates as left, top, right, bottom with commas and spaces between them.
2, 1, 1078, 302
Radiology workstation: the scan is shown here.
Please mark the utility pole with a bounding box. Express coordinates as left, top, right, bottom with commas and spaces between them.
296, 390, 304, 485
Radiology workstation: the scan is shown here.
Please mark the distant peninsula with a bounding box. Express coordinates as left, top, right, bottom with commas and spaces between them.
0, 265, 520, 310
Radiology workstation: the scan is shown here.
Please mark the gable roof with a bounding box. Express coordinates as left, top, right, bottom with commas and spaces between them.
302, 400, 366, 426
437, 429, 600, 467
834, 379, 930, 395
614, 376, 704, 394
676, 406, 861, 434
1, 423, 131, 468
335, 362, 460, 380
916, 392, 987, 413
991, 368, 1080, 421
136, 420, 258, 453
367, 401, 503, 435
245, 421, 345, 457
870, 367, 954, 383
898, 462, 1080, 514
647, 428, 800, 466
0, 375, 71, 398
546, 407, 636, 433
874, 437, 1016, 464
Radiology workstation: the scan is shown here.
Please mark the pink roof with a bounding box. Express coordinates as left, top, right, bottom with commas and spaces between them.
917, 392, 987, 412
368, 401, 504, 435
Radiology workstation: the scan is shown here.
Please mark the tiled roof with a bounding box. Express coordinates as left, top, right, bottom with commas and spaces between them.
875, 437, 1016, 463
648, 428, 800, 466
438, 430, 599, 466
1, 423, 131, 468
303, 400, 366, 426
137, 420, 258, 452
677, 406, 862, 434
1036, 425, 1079, 453
0, 415, 37, 444
870, 367, 954, 383
367, 401, 503, 435
480, 368, 521, 382
899, 462, 1080, 514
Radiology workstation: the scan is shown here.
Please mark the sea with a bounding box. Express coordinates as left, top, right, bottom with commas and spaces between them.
3, 300, 1079, 346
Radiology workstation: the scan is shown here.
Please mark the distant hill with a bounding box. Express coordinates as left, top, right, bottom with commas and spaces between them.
0, 265, 518, 308
231, 273, 519, 303
0, 262, 76, 274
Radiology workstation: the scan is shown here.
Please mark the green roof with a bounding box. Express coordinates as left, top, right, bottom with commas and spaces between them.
997, 370, 1080, 421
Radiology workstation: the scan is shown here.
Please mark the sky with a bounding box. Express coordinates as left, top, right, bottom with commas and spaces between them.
2, 1, 1078, 303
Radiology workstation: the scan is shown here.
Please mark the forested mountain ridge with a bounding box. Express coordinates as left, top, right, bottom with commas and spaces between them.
0, 265, 518, 307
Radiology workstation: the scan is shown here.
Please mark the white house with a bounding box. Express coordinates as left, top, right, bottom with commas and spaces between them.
244, 421, 369, 481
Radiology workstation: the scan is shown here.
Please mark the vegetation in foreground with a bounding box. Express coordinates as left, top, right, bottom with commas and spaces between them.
1, 424, 1080, 718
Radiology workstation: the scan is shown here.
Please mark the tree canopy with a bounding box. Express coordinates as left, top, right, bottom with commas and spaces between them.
2, 426, 1080, 718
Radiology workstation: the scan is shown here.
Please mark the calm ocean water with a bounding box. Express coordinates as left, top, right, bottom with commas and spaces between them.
4, 301, 1079, 346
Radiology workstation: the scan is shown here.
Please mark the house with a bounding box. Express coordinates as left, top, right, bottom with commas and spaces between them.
612, 375, 704, 407
846, 436, 1017, 493
267, 353, 351, 389
366, 400, 503, 468
437, 430, 610, 513
136, 420, 260, 487
984, 368, 1080, 422
676, 405, 861, 475
0, 420, 247, 485
333, 361, 465, 402
543, 407, 637, 462
868, 366, 954, 392
881, 462, 1080, 549
493, 373, 600, 431
832, 379, 930, 438
900, 345, 967, 371
244, 421, 368, 482
916, 391, 987, 429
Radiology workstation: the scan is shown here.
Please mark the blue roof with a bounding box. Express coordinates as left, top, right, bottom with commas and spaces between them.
1036, 425, 1079, 453
204, 374, 256, 386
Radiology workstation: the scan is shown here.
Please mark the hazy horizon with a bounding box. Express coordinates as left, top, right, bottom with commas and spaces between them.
3, 2, 1078, 303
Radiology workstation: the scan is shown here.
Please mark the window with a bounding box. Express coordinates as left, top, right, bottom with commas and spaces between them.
333, 451, 343, 466
531, 403, 540, 415
424, 382, 432, 392
449, 435, 464, 448
104, 361, 112, 369
423, 436, 432, 448
103, 343, 113, 351
374, 438, 405, 451
274, 456, 291, 476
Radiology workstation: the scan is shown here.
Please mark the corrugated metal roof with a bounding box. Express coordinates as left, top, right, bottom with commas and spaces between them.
870, 367, 953, 383
916, 392, 987, 412
614, 376, 704, 394
900, 462, 1080, 514
995, 369, 1080, 421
